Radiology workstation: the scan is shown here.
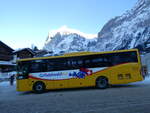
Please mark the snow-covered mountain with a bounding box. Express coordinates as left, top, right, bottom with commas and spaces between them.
44, 26, 97, 54
97, 0, 150, 52
44, 0, 150, 54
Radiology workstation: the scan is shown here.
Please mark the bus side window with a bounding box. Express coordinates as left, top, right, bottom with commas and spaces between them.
92, 58, 104, 64
110, 51, 138, 65
41, 62, 47, 72
128, 52, 138, 62
47, 60, 55, 71
111, 55, 121, 65
47, 59, 68, 71
78, 60, 83, 65
67, 60, 78, 69
67, 60, 71, 67
83, 59, 91, 68
30, 63, 41, 73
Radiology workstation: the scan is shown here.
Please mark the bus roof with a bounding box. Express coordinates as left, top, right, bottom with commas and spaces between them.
17, 49, 139, 62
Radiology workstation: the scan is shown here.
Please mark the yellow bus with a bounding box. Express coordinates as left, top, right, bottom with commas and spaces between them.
16, 49, 145, 93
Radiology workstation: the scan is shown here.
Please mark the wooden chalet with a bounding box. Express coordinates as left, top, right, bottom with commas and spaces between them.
0, 41, 13, 61
0, 41, 15, 74
13, 48, 35, 59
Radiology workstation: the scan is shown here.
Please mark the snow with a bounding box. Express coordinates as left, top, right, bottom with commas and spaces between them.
13, 48, 25, 53
0, 81, 11, 86
142, 76, 150, 84
0, 71, 17, 79
44, 30, 93, 54
146, 44, 150, 48
13, 48, 35, 54
44, 0, 150, 54
48, 25, 97, 39
130, 38, 136, 48
130, 76, 150, 85
55, 35, 74, 52
0, 61, 16, 66
0, 81, 16, 94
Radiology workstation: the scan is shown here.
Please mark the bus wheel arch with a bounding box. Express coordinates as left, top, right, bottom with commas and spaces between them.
96, 76, 109, 89
33, 81, 46, 93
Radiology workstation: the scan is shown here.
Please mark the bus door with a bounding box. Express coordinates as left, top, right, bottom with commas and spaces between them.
17, 62, 31, 91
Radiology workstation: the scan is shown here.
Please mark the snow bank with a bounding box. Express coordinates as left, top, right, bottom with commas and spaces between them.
0, 81, 16, 87
134, 76, 150, 85
0, 81, 10, 86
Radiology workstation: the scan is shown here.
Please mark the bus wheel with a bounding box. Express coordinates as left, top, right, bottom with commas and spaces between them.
96, 77, 108, 89
33, 81, 46, 93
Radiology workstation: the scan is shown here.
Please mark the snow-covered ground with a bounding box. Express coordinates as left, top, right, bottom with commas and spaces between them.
130, 76, 150, 85
0, 81, 16, 86
0, 71, 16, 80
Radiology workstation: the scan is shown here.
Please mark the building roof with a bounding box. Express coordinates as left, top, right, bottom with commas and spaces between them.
0, 41, 14, 52
13, 48, 35, 55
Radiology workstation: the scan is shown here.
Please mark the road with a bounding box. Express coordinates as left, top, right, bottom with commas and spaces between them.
0, 80, 150, 113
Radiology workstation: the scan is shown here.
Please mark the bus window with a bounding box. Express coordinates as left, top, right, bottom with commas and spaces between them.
30, 60, 47, 73
66, 56, 84, 69
128, 51, 138, 62
110, 51, 138, 65
30, 63, 41, 73
47, 59, 68, 71
92, 58, 103, 63
67, 60, 78, 69
78, 60, 83, 65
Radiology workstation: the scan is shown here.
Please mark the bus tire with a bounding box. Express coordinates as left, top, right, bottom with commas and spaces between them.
96, 77, 108, 89
33, 81, 46, 93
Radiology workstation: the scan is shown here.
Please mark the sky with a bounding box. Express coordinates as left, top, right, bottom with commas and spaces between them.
0, 0, 138, 50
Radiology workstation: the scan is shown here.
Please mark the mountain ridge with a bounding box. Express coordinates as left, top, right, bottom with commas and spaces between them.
44, 26, 97, 54
44, 0, 150, 54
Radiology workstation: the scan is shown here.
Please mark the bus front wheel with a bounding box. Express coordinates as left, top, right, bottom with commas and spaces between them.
33, 81, 46, 93
96, 77, 108, 89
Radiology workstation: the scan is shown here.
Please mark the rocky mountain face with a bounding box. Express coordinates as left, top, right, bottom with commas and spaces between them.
44, 0, 150, 54
97, 0, 150, 52
44, 26, 97, 54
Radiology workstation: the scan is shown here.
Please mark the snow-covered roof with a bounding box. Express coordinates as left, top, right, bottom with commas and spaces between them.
13, 48, 35, 55
0, 61, 16, 66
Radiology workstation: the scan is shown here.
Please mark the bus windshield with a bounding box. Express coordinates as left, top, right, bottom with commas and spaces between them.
17, 62, 29, 79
